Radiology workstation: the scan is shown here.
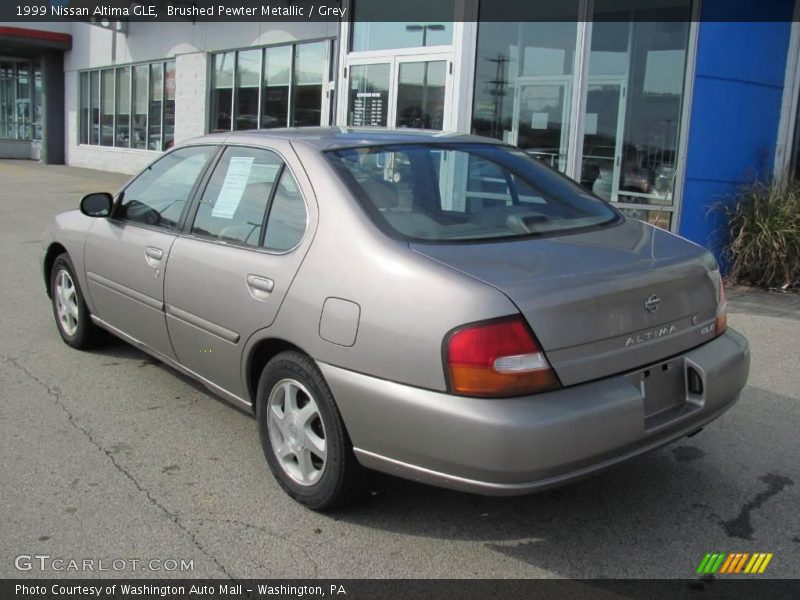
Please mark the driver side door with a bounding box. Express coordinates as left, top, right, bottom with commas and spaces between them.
83, 145, 217, 359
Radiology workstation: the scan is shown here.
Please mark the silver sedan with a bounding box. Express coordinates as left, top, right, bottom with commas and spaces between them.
42, 128, 750, 509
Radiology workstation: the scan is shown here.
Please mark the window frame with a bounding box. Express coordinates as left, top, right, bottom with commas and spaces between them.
182, 143, 310, 256
78, 59, 175, 152
209, 38, 335, 133
111, 143, 221, 233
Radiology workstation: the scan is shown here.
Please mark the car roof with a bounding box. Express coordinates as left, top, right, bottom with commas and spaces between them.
194, 127, 505, 151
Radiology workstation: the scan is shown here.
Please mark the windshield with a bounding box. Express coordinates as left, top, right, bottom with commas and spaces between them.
326, 143, 620, 242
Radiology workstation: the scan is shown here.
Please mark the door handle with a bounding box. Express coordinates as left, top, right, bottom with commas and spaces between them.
246, 275, 274, 299
145, 246, 163, 260
144, 246, 163, 268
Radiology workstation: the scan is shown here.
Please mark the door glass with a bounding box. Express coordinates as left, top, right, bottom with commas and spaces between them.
263, 170, 307, 251
395, 60, 446, 130
581, 82, 622, 200
515, 82, 570, 172
348, 63, 390, 127
292, 42, 326, 127
192, 147, 283, 246
118, 146, 214, 230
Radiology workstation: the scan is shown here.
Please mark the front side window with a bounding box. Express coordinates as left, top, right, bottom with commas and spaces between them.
192, 147, 283, 246
327, 143, 619, 242
117, 146, 215, 230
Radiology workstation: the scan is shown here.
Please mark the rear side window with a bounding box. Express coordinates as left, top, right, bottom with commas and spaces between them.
326, 143, 619, 242
263, 169, 306, 251
192, 147, 282, 246
118, 145, 214, 230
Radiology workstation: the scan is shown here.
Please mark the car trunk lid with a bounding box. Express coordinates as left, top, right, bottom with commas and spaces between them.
411, 219, 720, 386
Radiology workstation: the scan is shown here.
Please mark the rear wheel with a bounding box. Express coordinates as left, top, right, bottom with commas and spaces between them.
256, 351, 366, 510
50, 253, 107, 349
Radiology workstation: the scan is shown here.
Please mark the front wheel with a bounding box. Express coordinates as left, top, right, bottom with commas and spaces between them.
50, 253, 107, 349
256, 351, 366, 510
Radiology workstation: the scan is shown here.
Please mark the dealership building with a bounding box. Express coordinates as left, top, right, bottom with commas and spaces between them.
1, 0, 799, 251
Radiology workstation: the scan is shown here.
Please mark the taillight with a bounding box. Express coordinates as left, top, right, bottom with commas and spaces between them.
715, 274, 728, 336
445, 316, 561, 397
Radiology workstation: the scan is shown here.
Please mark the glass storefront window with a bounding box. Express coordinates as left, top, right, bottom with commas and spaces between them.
471, 1, 692, 230
149, 63, 163, 150
350, 0, 454, 52
0, 59, 41, 141
293, 42, 327, 127
101, 69, 115, 146
580, 18, 690, 230
262, 45, 291, 128
396, 60, 446, 129
235, 49, 261, 131
116, 66, 131, 147
131, 65, 148, 149
79, 71, 89, 145
211, 52, 234, 132
78, 59, 174, 151
471, 19, 579, 170
212, 41, 332, 132
90, 70, 100, 145
347, 63, 391, 127
164, 61, 176, 149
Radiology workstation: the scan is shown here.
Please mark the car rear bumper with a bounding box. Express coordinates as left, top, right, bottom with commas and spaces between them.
319, 328, 749, 496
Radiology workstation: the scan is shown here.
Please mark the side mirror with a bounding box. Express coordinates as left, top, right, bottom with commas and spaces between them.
80, 192, 113, 217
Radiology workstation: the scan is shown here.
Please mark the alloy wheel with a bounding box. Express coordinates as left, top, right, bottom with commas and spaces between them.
267, 378, 327, 486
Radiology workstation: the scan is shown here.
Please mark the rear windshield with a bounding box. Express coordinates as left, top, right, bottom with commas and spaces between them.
326, 143, 620, 242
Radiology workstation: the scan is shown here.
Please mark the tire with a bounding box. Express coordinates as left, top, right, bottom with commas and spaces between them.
256, 351, 367, 510
50, 253, 107, 350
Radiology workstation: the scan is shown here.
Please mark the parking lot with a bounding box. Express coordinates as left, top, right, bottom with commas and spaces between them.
1, 159, 798, 579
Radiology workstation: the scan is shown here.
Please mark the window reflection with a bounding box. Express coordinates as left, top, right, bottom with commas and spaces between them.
2, 59, 42, 141
78, 60, 174, 151
471, 19, 579, 171
396, 61, 446, 130
581, 18, 689, 224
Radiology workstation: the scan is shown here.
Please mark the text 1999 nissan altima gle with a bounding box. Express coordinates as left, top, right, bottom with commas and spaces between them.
42, 128, 750, 510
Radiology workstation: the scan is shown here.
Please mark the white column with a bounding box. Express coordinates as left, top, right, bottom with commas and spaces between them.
174, 51, 208, 143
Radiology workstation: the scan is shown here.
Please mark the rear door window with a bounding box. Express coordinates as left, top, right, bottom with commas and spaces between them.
191, 146, 282, 247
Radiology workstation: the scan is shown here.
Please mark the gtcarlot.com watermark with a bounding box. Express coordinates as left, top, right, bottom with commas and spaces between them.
14, 554, 194, 572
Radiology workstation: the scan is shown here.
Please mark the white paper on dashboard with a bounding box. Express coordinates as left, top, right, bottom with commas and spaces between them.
531, 112, 548, 129
585, 113, 599, 135
211, 156, 255, 219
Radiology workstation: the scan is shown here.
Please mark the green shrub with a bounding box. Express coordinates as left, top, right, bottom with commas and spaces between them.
716, 180, 800, 290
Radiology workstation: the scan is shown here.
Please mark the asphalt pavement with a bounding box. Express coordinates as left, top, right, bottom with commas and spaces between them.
1, 159, 798, 579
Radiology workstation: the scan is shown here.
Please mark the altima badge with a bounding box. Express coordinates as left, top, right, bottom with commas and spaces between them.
644, 294, 661, 313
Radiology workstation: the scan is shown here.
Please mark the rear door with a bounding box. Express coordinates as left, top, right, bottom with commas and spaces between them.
163, 143, 313, 399
84, 145, 217, 358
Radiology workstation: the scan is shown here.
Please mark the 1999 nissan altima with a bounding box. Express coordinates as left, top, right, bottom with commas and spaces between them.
42, 128, 750, 510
